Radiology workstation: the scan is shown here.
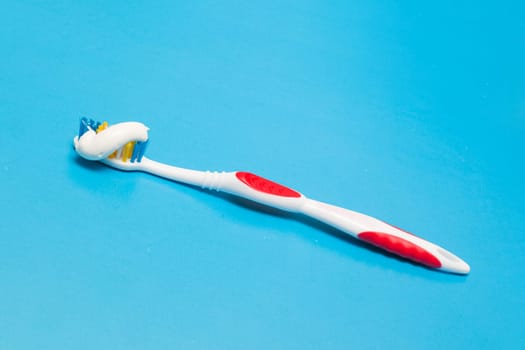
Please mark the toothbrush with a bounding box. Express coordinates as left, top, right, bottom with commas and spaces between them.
73, 118, 470, 274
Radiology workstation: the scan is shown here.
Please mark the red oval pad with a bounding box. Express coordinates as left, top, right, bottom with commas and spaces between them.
235, 172, 301, 198
358, 231, 442, 268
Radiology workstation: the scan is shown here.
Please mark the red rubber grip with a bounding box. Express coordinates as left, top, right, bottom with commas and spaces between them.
235, 172, 301, 198
358, 231, 442, 268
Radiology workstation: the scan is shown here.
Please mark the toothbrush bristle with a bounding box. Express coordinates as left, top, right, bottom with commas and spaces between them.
78, 117, 103, 137
78, 117, 149, 163
134, 140, 149, 162
116, 140, 148, 163
96, 121, 108, 133
121, 141, 135, 162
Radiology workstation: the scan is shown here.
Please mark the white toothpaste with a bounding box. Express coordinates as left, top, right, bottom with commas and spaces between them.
73, 122, 149, 160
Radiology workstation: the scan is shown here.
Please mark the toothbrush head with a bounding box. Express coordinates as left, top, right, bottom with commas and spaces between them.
74, 117, 149, 164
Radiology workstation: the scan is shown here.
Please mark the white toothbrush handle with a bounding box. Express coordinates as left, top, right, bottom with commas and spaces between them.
137, 160, 469, 274
213, 171, 469, 274
299, 199, 470, 274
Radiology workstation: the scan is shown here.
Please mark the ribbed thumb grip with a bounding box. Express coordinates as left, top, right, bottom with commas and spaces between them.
358, 231, 442, 268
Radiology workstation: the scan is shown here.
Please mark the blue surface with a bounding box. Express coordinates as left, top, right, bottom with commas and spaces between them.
1, 1, 524, 349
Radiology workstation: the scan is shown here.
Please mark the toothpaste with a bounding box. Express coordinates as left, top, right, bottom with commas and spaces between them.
73, 122, 149, 160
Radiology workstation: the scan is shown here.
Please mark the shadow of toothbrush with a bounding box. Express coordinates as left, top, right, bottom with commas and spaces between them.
211, 191, 429, 267
71, 153, 468, 278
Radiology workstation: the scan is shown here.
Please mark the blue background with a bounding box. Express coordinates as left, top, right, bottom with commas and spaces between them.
1, 1, 524, 349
